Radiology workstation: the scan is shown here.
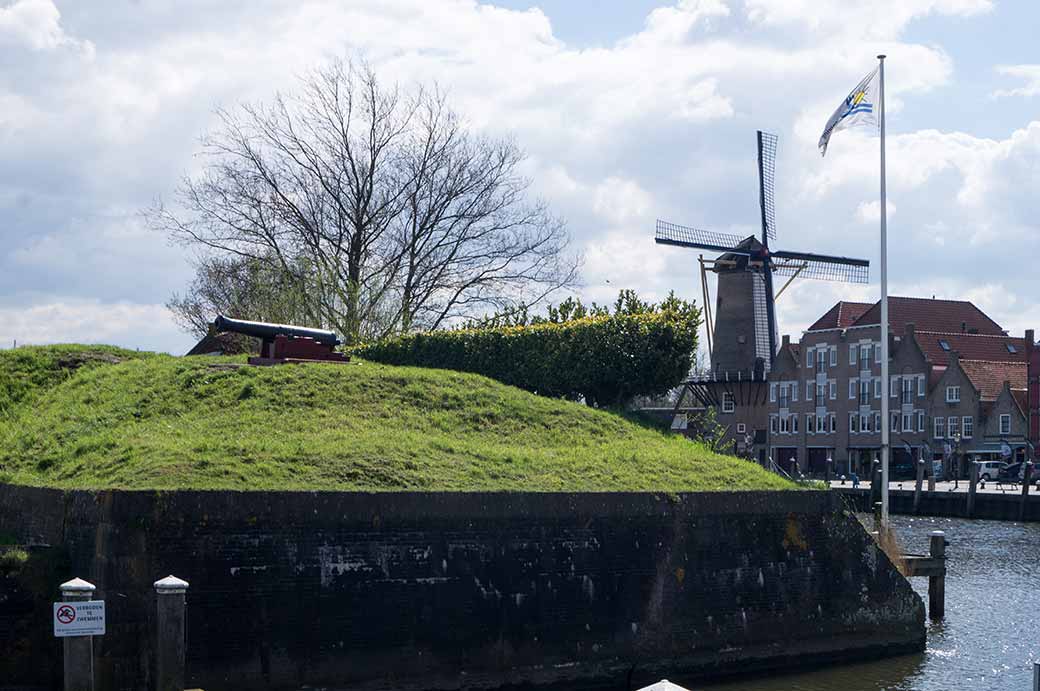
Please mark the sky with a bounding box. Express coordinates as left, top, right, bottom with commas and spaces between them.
2, 0, 1039, 354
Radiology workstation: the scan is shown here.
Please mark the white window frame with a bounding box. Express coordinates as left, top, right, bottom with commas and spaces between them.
806, 347, 813, 368
791, 415, 799, 434
902, 413, 913, 433
918, 375, 926, 397
875, 342, 882, 364
829, 380, 837, 400
806, 380, 813, 401
829, 414, 837, 433
946, 386, 960, 403
860, 344, 871, 370
874, 377, 881, 399
918, 411, 926, 433
780, 415, 790, 434
791, 382, 798, 402
861, 413, 871, 433
891, 413, 899, 433
722, 392, 735, 414
817, 415, 826, 433
891, 376, 899, 398
736, 422, 746, 434
860, 380, 870, 406
873, 412, 880, 433
770, 383, 777, 403
999, 414, 1011, 435
849, 343, 857, 365
770, 415, 778, 434
948, 416, 960, 438
934, 416, 945, 439
962, 416, 973, 439
849, 412, 858, 434
849, 379, 857, 400
829, 346, 837, 366
807, 414, 815, 435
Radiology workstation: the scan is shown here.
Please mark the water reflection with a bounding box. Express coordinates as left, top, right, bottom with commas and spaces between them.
702, 515, 1040, 691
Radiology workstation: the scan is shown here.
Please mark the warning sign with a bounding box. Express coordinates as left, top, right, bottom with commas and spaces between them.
53, 601, 105, 637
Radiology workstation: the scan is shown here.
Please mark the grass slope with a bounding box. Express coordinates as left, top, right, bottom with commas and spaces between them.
0, 348, 792, 492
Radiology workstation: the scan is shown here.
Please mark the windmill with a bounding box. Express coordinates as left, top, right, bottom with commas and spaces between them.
657, 131, 869, 379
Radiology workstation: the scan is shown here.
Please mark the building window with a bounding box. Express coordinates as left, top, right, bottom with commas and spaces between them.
780, 415, 790, 434
849, 413, 858, 434
829, 346, 837, 366
859, 345, 871, 370
860, 380, 870, 406
948, 416, 960, 438
770, 416, 778, 434
817, 415, 826, 433
891, 376, 899, 398
737, 423, 746, 434
1006, 342, 1017, 354
934, 416, 945, 439
770, 383, 776, 402
873, 412, 880, 433
816, 349, 826, 374
939, 339, 951, 351
829, 414, 837, 433
829, 380, 837, 400
891, 413, 899, 433
791, 415, 799, 434
806, 348, 813, 368
874, 377, 881, 399
962, 416, 973, 439
1000, 414, 1011, 435
791, 382, 797, 402
816, 383, 825, 402
722, 392, 735, 413
918, 375, 926, 397
862, 413, 871, 433
778, 387, 790, 409
807, 414, 815, 434
849, 343, 856, 365
805, 381, 812, 401
849, 379, 857, 399
902, 413, 913, 432
918, 411, 926, 433
901, 377, 913, 405
875, 343, 882, 364
946, 386, 960, 403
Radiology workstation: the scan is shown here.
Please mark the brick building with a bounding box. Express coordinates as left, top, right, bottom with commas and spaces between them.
714, 296, 1035, 477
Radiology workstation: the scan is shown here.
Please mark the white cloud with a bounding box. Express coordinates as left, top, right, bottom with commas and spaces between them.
0, 0, 91, 52
855, 200, 896, 223
0, 299, 185, 352
992, 64, 1040, 98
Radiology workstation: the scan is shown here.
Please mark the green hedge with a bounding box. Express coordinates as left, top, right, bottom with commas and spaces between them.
353, 312, 697, 406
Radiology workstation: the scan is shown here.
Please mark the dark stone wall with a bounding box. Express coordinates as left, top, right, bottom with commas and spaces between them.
0, 486, 923, 691
836, 485, 1040, 520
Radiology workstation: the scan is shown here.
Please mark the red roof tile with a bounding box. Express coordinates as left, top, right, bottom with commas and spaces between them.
807, 301, 873, 331
914, 331, 1026, 365
851, 296, 1005, 335
958, 360, 1026, 400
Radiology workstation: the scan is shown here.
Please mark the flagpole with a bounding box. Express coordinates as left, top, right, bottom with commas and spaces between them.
878, 54, 890, 526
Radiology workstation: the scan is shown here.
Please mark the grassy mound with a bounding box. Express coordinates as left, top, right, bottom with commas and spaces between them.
0, 347, 792, 492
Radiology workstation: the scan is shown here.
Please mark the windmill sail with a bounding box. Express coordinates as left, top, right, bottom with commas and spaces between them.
757, 131, 778, 242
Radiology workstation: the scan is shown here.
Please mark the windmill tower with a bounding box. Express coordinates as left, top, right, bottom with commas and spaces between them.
657, 131, 869, 379
657, 131, 869, 459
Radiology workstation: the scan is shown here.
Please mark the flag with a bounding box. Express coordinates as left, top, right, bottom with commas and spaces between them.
818, 67, 881, 156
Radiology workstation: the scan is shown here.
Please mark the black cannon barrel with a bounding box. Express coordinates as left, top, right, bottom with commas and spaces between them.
213, 315, 341, 347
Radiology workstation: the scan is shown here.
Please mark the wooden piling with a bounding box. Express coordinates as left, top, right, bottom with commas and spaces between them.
913, 459, 925, 514
1021, 462, 1033, 522
928, 531, 946, 620
966, 461, 979, 518
870, 459, 881, 506
872, 501, 882, 537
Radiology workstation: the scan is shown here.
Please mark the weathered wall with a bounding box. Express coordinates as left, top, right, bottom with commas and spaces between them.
836, 484, 1040, 521
0, 485, 923, 691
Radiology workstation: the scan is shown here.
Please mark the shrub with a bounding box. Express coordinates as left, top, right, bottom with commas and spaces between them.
354, 311, 698, 407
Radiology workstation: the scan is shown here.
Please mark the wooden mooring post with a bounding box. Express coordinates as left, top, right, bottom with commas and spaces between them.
898, 531, 947, 620
1021, 462, 1034, 522
966, 461, 979, 518
913, 459, 926, 514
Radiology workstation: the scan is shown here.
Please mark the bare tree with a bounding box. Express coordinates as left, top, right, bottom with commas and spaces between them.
151, 59, 579, 343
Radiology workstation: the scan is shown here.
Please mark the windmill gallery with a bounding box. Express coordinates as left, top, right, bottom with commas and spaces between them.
658, 132, 1039, 480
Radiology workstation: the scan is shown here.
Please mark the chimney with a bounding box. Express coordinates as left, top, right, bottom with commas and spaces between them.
1026, 329, 1034, 351
782, 334, 790, 347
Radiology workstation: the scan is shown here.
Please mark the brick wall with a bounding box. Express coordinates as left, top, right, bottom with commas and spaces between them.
0, 486, 924, 691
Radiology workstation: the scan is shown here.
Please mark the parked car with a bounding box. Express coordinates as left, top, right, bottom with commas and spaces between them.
977, 461, 1006, 482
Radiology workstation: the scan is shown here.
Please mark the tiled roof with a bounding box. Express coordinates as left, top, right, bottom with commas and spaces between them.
851, 296, 1005, 335
958, 360, 1027, 400
807, 301, 872, 331
914, 331, 1027, 365
1012, 389, 1028, 416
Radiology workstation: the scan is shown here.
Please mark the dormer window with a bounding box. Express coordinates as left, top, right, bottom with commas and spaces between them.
1006, 343, 1017, 354
938, 339, 951, 351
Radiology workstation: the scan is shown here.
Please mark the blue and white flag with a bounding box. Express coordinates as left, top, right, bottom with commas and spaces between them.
818, 67, 880, 156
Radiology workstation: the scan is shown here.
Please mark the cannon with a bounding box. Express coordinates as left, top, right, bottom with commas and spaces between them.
212, 315, 349, 365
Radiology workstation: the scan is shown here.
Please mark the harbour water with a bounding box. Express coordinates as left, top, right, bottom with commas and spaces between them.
703, 514, 1040, 691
